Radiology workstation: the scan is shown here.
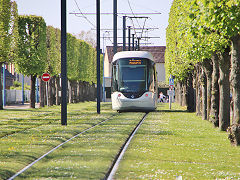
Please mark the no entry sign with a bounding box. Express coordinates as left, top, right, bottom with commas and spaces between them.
41, 73, 50, 82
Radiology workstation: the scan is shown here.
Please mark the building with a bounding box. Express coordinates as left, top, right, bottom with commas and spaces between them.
103, 46, 166, 98
1, 66, 15, 89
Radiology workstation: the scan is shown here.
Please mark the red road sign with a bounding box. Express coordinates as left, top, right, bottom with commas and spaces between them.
41, 73, 50, 82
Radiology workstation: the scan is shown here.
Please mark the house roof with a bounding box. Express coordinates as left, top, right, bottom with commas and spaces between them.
106, 46, 166, 63
1, 67, 15, 79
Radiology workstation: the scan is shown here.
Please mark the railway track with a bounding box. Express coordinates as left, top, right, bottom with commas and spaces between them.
6, 112, 148, 180
7, 114, 116, 180
104, 113, 149, 180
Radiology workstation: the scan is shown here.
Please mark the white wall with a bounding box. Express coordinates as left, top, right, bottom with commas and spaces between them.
156, 63, 166, 82
104, 53, 112, 78
6, 90, 30, 104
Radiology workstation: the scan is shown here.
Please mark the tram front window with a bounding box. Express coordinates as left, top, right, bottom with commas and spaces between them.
118, 59, 147, 93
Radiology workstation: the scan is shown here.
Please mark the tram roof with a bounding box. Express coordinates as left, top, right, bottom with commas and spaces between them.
106, 46, 166, 64
112, 51, 154, 63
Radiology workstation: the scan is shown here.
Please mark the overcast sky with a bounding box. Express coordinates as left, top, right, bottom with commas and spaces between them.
14, 0, 173, 48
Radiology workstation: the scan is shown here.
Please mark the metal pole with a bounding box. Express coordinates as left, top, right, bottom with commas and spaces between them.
102, 32, 106, 102
132, 34, 135, 51
113, 0, 117, 54
22, 74, 24, 105
123, 16, 126, 51
128, 26, 131, 51
169, 93, 172, 109
97, 0, 101, 114
137, 38, 140, 51
102, 52, 105, 102
46, 82, 49, 106
36, 77, 39, 103
3, 64, 5, 107
61, 0, 67, 125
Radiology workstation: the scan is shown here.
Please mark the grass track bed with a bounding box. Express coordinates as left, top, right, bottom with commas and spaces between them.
21, 112, 145, 179
116, 103, 240, 179
0, 102, 145, 179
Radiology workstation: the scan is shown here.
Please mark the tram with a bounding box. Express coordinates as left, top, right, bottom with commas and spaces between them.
111, 51, 158, 112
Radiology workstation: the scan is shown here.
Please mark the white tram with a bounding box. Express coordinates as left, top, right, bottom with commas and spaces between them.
111, 51, 158, 112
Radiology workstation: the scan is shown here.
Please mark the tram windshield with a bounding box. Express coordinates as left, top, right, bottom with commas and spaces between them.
113, 58, 150, 93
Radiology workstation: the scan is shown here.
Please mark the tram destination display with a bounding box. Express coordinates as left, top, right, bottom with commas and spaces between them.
129, 59, 142, 65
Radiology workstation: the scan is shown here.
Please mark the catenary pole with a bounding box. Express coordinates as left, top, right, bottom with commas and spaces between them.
97, 0, 101, 114
128, 26, 131, 51
123, 16, 126, 51
132, 34, 135, 51
137, 37, 140, 51
61, 0, 67, 125
113, 0, 117, 54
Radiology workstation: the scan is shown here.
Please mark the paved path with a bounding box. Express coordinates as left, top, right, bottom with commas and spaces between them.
4, 103, 40, 109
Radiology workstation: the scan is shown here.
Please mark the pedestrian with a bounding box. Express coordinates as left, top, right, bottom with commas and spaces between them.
159, 92, 165, 103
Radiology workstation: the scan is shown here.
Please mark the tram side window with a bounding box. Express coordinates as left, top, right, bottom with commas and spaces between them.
154, 65, 158, 91
112, 65, 118, 92
148, 62, 155, 92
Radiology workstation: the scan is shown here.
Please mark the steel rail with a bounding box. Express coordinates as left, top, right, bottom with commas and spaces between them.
8, 115, 116, 180
105, 113, 149, 180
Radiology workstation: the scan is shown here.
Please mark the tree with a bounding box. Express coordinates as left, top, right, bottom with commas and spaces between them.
75, 30, 96, 47
16, 15, 47, 108
0, 0, 17, 110
166, 0, 239, 131
189, 0, 240, 130
46, 26, 61, 106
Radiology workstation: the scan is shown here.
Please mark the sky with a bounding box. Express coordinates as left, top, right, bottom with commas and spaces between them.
14, 0, 173, 49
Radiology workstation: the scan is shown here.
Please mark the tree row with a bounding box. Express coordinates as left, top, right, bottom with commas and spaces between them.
165, 0, 240, 135
0, 0, 101, 109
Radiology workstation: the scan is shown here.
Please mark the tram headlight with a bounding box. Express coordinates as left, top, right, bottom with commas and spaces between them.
145, 93, 148, 97
118, 94, 121, 97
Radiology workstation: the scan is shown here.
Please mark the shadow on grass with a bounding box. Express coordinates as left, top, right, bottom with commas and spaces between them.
4, 109, 53, 113
0, 169, 16, 180
155, 109, 188, 113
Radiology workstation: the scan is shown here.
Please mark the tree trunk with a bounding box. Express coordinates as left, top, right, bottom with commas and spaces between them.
195, 65, 201, 116
83, 82, 87, 101
201, 68, 207, 120
39, 77, 45, 107
92, 83, 96, 101
86, 82, 90, 101
55, 76, 61, 105
52, 76, 56, 105
178, 82, 183, 106
79, 81, 83, 102
186, 72, 195, 112
210, 53, 220, 127
30, 75, 36, 108
48, 77, 54, 106
182, 82, 187, 107
231, 34, 240, 124
203, 59, 213, 120
219, 48, 231, 131
175, 82, 179, 104
0, 62, 3, 110
72, 81, 77, 103
76, 81, 80, 103
68, 80, 73, 103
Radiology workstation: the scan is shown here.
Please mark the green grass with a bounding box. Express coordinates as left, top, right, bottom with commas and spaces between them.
22, 112, 145, 179
116, 103, 240, 179
2, 102, 239, 179
0, 102, 145, 179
